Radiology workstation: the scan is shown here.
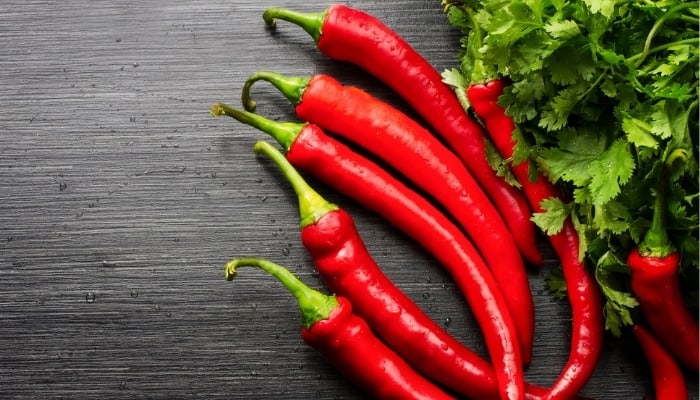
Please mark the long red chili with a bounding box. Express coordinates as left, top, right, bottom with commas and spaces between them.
626, 151, 699, 372
467, 79, 604, 400
223, 257, 455, 400
632, 324, 690, 400
243, 70, 535, 364
261, 4, 543, 267
211, 103, 525, 400
253, 139, 563, 400
628, 249, 699, 371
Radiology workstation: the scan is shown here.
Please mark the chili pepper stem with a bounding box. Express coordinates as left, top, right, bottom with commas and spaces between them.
639, 189, 673, 257
254, 140, 339, 227
242, 71, 310, 112
210, 102, 301, 150
224, 257, 338, 329
263, 7, 326, 42
637, 148, 689, 257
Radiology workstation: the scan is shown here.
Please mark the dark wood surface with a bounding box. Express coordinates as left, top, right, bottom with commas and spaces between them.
1, 1, 697, 398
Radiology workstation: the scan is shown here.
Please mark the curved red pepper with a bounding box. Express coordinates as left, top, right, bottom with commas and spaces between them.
253, 140, 562, 399
244, 71, 535, 364
262, 4, 542, 267
628, 251, 699, 371
467, 80, 604, 400
632, 324, 689, 400
224, 257, 455, 400
211, 103, 525, 400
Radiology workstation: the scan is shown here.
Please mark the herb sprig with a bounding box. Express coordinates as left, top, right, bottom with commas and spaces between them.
442, 0, 699, 335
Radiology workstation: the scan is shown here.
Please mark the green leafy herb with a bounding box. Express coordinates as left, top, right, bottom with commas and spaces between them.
442, 0, 699, 336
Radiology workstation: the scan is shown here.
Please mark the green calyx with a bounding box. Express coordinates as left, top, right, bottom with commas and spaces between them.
242, 71, 311, 112
224, 257, 338, 329
637, 186, 674, 257
637, 149, 690, 258
263, 7, 327, 43
210, 102, 301, 150
253, 141, 339, 228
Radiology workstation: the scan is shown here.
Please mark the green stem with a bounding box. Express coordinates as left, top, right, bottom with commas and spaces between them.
640, 186, 672, 257
577, 69, 609, 106
254, 141, 339, 227
680, 15, 699, 24
665, 147, 690, 169
686, 99, 699, 121
637, 149, 690, 257
635, 2, 699, 67
224, 257, 338, 329
463, 6, 492, 83
627, 38, 700, 65
263, 7, 327, 43
242, 71, 311, 112
210, 102, 302, 150
464, 6, 482, 47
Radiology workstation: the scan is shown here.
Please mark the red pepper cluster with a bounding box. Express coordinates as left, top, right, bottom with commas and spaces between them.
214, 4, 696, 400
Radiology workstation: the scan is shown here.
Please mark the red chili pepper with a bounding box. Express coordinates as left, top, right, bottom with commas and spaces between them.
261, 4, 543, 267
628, 251, 700, 371
243, 71, 535, 364
467, 80, 604, 400
223, 257, 455, 400
211, 103, 525, 400
253, 139, 562, 400
626, 151, 699, 372
632, 324, 690, 400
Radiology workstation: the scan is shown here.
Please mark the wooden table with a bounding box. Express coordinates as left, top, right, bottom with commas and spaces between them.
2, 1, 697, 398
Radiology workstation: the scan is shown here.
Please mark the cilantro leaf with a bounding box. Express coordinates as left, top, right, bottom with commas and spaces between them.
544, 19, 581, 40
587, 139, 635, 205
592, 199, 631, 234
548, 45, 590, 85
540, 128, 607, 186
531, 197, 573, 234
538, 84, 588, 131
483, 1, 543, 47
545, 266, 568, 299
595, 255, 639, 337
650, 100, 676, 139
583, 0, 617, 19
621, 114, 659, 149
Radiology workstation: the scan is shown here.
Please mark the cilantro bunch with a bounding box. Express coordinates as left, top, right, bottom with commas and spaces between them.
442, 0, 699, 335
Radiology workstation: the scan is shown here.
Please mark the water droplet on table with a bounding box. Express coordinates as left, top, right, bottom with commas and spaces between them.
85, 292, 96, 303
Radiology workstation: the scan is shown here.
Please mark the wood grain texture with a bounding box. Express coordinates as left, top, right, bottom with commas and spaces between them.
0, 1, 697, 399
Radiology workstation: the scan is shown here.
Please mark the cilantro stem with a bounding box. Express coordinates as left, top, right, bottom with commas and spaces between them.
574, 69, 609, 109
680, 15, 699, 25
636, 2, 698, 67
464, 6, 481, 47
627, 37, 700, 65
665, 148, 690, 170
